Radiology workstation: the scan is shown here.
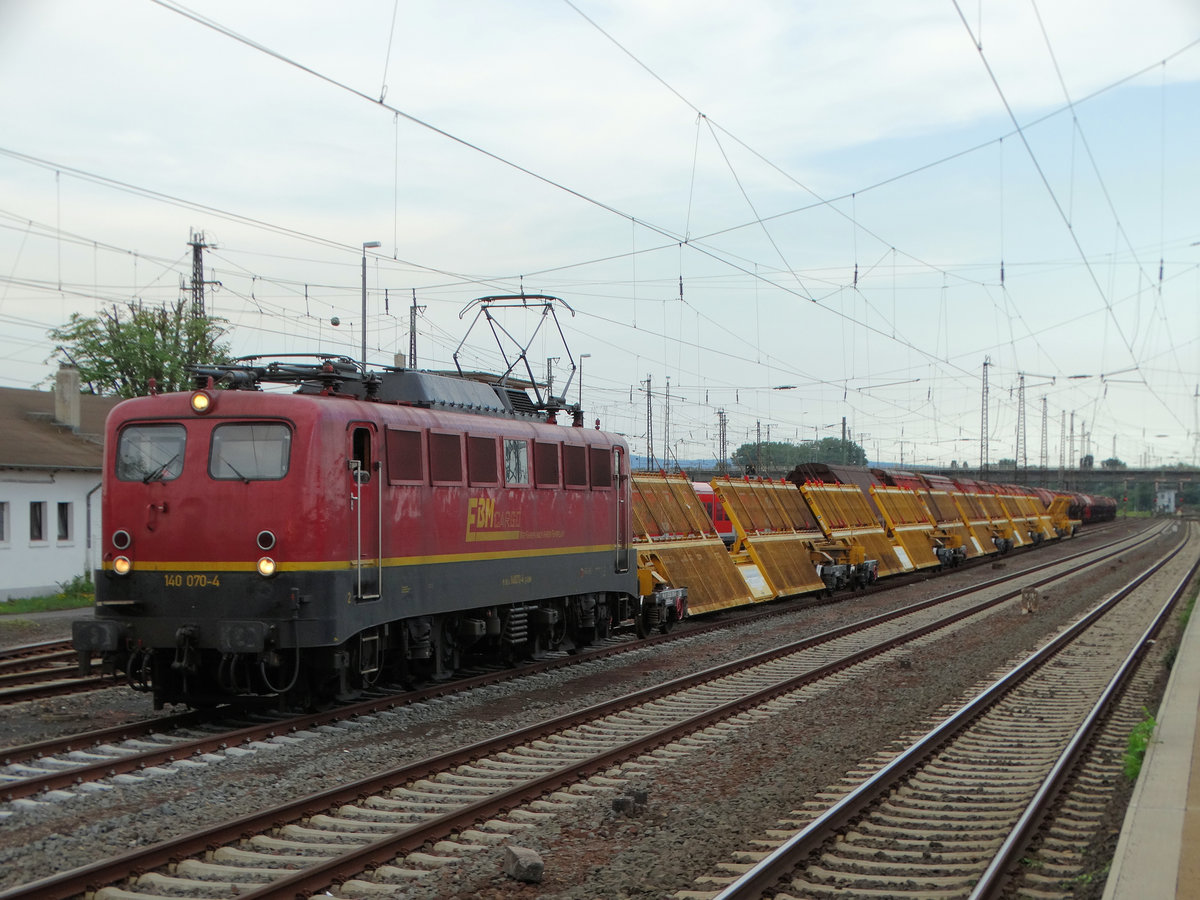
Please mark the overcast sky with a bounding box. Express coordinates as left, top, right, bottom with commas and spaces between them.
1, 0, 1198, 469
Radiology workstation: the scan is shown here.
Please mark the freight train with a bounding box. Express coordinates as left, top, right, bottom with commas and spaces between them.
73, 352, 1115, 709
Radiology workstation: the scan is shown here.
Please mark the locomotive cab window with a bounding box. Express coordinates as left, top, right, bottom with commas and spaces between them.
116, 424, 187, 482
504, 439, 529, 486
210, 423, 291, 481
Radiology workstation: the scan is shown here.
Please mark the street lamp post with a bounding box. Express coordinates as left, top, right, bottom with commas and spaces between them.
578, 353, 591, 408
361, 241, 381, 368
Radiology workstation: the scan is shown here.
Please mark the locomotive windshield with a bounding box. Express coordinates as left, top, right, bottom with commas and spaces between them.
209, 422, 291, 481
116, 424, 186, 483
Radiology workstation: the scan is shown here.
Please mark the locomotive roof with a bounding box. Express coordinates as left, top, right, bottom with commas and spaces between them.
190, 358, 548, 421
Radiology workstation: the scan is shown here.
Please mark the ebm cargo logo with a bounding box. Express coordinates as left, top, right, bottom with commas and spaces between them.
466, 497, 521, 542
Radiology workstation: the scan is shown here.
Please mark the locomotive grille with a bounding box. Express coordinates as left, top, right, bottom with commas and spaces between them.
495, 386, 539, 417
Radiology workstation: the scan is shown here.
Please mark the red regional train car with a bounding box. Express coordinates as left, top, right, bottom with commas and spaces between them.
693, 481, 736, 544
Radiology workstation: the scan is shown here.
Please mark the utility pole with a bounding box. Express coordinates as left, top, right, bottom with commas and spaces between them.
546, 357, 560, 401
664, 376, 671, 472
1069, 411, 1076, 470
980, 357, 991, 472
717, 410, 728, 475
755, 420, 762, 476
1193, 385, 1199, 467
841, 416, 848, 464
642, 376, 655, 471
409, 291, 425, 368
187, 229, 217, 319
1058, 411, 1066, 486
1040, 397, 1048, 470
1015, 374, 1026, 475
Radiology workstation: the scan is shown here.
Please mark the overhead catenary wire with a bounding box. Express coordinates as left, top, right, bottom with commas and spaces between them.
1, 5, 1192, 464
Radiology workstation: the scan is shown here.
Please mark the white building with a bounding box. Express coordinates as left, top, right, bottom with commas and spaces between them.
0, 367, 122, 601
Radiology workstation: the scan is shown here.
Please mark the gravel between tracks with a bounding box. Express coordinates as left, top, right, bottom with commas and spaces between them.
0, 520, 1187, 899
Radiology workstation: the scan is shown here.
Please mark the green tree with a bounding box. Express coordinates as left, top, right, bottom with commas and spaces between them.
1101, 457, 1127, 469
732, 437, 867, 474
47, 299, 231, 398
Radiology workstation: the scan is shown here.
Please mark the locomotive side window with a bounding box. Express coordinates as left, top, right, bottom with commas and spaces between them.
210, 423, 291, 481
429, 433, 464, 484
504, 439, 529, 486
589, 446, 613, 489
386, 427, 424, 483
533, 441, 559, 487
563, 444, 588, 488
468, 436, 499, 485
116, 424, 187, 482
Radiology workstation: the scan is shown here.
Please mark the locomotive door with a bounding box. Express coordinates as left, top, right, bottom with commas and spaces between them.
349, 424, 381, 600
613, 446, 630, 573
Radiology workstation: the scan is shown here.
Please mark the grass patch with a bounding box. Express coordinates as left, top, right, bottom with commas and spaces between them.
1066, 862, 1111, 887
1123, 708, 1157, 781
0, 574, 95, 616
1181, 581, 1198, 631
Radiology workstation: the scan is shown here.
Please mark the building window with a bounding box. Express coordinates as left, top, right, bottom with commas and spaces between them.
30, 501, 46, 543
57, 502, 72, 541
0, 501, 8, 543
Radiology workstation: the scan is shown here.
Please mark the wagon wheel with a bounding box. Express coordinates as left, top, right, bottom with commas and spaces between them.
635, 610, 650, 640
658, 606, 677, 635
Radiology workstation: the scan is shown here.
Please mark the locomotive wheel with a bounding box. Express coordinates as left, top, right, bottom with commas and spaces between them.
546, 601, 567, 651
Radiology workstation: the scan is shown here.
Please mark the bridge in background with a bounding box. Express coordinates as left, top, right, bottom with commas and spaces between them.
678, 463, 1196, 505
927, 465, 1195, 497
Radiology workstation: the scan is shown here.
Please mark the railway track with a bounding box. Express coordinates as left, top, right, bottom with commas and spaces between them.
0, 524, 1175, 899
0, 639, 108, 705
688, 524, 1196, 899
0, 639, 75, 668
0, 523, 1154, 811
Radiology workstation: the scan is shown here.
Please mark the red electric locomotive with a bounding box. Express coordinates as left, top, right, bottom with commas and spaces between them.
72, 356, 675, 708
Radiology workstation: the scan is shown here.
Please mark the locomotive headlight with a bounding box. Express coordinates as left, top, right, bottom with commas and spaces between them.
190, 390, 214, 414
113, 556, 132, 576
256, 556, 277, 578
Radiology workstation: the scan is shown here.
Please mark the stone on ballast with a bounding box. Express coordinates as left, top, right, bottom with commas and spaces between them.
503, 845, 544, 883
